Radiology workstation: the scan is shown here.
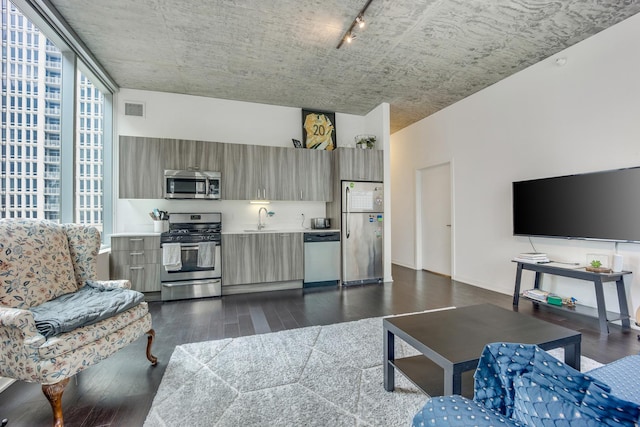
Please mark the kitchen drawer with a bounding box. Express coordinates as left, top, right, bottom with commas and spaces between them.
111, 235, 160, 251
110, 249, 160, 266
111, 263, 161, 292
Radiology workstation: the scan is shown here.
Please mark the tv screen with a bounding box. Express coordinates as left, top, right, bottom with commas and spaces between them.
513, 166, 640, 242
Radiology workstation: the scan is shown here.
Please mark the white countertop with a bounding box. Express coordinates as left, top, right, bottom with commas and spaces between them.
110, 232, 161, 237
111, 229, 339, 236
222, 228, 339, 234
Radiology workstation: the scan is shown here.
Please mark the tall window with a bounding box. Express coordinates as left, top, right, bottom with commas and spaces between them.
1, 0, 109, 234
76, 72, 104, 231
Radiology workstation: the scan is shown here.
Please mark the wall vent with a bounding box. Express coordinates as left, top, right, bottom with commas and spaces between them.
124, 102, 145, 117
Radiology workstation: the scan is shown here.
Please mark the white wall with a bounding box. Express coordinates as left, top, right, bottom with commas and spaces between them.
391, 13, 640, 317
117, 89, 367, 148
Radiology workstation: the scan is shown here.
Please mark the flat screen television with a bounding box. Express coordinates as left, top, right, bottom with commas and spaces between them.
512, 166, 640, 242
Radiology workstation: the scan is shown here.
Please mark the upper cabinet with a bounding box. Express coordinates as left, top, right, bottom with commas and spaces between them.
119, 136, 165, 199
336, 147, 383, 182
223, 144, 332, 201
222, 143, 264, 200
119, 136, 337, 201
119, 136, 224, 199
164, 139, 223, 172
297, 149, 333, 201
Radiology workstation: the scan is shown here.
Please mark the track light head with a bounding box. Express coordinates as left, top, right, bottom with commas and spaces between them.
336, 0, 374, 49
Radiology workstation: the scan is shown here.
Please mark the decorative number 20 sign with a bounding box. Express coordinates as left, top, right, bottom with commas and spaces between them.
302, 109, 336, 151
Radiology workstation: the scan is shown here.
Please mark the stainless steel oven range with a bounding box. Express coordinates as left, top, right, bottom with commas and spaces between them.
160, 212, 222, 301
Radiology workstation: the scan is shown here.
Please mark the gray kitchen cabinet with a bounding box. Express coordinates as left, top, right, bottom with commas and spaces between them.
223, 143, 332, 201
336, 147, 383, 181
223, 143, 259, 200
221, 234, 258, 285
296, 149, 332, 201
275, 148, 332, 201
110, 235, 161, 293
222, 232, 303, 286
119, 136, 165, 199
222, 144, 286, 200
164, 139, 223, 172
260, 145, 286, 200
262, 233, 303, 282
274, 147, 299, 201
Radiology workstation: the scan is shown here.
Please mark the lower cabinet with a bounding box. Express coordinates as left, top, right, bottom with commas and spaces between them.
110, 235, 162, 292
222, 233, 303, 286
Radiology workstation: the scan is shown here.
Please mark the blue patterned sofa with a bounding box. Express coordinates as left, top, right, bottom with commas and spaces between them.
0, 219, 157, 426
413, 342, 640, 427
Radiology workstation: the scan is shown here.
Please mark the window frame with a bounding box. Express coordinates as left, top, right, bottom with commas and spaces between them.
10, 0, 116, 241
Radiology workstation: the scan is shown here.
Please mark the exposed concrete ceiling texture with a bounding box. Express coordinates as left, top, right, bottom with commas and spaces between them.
50, 0, 640, 133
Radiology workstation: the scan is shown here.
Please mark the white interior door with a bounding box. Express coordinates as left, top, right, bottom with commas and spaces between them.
421, 163, 451, 276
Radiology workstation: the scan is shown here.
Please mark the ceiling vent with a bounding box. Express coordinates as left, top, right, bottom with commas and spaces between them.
124, 102, 145, 117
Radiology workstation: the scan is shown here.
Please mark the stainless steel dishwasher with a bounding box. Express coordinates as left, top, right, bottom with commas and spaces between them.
303, 232, 341, 288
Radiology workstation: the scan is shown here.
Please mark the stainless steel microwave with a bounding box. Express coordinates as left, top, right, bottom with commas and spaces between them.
164, 170, 221, 199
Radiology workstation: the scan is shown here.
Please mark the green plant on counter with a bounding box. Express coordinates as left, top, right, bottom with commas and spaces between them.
590, 260, 602, 268
355, 134, 376, 149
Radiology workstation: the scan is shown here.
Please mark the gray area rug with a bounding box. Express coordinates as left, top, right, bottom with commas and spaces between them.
144, 308, 602, 426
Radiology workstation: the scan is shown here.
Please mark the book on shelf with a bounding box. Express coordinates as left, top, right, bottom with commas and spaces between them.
513, 256, 550, 264
522, 288, 550, 302
518, 252, 548, 259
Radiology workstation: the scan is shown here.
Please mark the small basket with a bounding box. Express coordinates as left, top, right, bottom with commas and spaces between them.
585, 266, 612, 273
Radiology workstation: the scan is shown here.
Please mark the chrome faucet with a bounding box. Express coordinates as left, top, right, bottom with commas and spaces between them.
258, 207, 268, 230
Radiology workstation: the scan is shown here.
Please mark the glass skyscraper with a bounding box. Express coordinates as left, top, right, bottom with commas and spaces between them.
1, 0, 104, 230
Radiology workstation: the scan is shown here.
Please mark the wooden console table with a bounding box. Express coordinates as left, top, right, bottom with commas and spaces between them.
512, 261, 631, 334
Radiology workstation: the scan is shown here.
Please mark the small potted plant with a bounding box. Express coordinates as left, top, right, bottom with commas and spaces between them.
355, 134, 376, 149
586, 259, 611, 273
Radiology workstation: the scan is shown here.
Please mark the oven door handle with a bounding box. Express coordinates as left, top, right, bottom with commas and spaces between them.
162, 243, 220, 249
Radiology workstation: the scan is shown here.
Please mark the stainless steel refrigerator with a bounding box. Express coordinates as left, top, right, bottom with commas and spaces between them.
341, 181, 384, 285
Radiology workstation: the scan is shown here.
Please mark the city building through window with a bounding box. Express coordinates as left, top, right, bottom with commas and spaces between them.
1, 0, 111, 235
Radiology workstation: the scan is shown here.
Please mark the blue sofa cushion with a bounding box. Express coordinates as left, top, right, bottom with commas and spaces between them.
412, 395, 523, 427
587, 354, 640, 404
502, 344, 640, 426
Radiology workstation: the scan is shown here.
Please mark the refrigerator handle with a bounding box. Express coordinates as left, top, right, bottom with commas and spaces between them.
345, 186, 350, 239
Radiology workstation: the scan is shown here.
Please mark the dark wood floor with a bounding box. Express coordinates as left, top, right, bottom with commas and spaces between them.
2, 265, 639, 426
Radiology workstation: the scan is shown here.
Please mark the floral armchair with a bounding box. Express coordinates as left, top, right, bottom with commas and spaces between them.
0, 219, 157, 426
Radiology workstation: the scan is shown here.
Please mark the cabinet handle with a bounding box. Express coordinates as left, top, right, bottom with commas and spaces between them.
129, 238, 143, 242
300, 190, 303, 200
130, 252, 144, 256
130, 266, 144, 270
263, 188, 266, 199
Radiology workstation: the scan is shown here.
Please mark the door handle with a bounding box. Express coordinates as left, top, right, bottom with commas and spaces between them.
345, 186, 350, 239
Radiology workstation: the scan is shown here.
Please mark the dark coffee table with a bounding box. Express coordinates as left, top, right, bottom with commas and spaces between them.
383, 303, 582, 397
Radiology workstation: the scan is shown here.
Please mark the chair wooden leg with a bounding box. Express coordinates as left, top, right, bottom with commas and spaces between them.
146, 328, 158, 366
42, 377, 69, 427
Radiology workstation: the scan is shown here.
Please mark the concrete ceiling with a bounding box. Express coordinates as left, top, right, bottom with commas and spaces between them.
49, 0, 640, 133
